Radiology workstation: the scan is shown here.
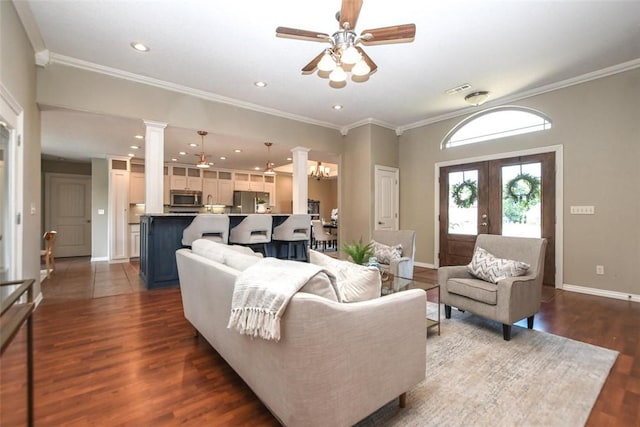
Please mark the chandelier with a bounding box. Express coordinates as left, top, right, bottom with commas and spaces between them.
195, 130, 210, 168
263, 142, 276, 176
309, 161, 330, 180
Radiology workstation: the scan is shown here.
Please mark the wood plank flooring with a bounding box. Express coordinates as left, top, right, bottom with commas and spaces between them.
1, 258, 638, 426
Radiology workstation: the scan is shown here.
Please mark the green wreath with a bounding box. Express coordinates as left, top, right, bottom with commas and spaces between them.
451, 179, 478, 208
506, 173, 540, 206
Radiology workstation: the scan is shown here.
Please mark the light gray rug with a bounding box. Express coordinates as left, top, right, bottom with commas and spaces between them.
359, 308, 618, 427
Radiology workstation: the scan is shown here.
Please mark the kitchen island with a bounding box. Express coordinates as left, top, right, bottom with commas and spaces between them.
139, 214, 293, 289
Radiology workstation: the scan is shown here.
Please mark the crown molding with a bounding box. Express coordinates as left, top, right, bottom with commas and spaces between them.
340, 117, 397, 136
12, 0, 47, 54
397, 58, 640, 134
48, 53, 343, 132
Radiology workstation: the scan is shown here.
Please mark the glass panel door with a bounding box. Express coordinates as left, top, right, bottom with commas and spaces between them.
501, 162, 542, 238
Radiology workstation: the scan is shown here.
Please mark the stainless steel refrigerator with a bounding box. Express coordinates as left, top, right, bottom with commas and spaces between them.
232, 191, 270, 213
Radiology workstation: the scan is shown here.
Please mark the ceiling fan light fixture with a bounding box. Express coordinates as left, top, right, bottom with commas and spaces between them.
329, 65, 347, 82
318, 51, 337, 72
352, 59, 370, 76
465, 91, 490, 106
340, 45, 360, 65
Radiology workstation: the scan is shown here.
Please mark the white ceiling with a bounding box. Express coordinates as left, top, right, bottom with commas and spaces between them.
19, 0, 640, 169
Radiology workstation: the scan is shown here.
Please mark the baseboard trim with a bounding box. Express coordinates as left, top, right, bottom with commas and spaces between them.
90, 256, 108, 262
562, 283, 640, 303
414, 261, 436, 269
34, 291, 43, 308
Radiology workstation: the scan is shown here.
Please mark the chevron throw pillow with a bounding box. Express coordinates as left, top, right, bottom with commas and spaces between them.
467, 247, 530, 284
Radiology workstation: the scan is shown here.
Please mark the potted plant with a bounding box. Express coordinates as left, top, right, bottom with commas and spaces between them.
256, 198, 267, 213
342, 238, 374, 265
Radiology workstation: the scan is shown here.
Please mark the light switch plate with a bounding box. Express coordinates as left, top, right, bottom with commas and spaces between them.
570, 205, 595, 215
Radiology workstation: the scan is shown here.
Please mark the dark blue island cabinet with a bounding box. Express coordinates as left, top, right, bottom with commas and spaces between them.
139, 214, 195, 289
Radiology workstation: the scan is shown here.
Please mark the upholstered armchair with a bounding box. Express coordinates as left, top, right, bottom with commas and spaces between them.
439, 234, 547, 341
371, 230, 416, 280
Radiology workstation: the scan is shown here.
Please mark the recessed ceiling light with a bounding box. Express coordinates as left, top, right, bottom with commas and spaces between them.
219, 156, 226, 160
254, 166, 261, 171
130, 145, 139, 149
234, 149, 242, 153
134, 135, 144, 139
189, 143, 198, 147
179, 151, 187, 155
286, 157, 292, 161
208, 162, 214, 166
128, 153, 135, 157
254, 81, 267, 88
332, 104, 343, 110
171, 158, 178, 162
130, 42, 150, 52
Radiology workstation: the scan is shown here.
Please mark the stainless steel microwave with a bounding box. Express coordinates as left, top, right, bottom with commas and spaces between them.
170, 190, 202, 207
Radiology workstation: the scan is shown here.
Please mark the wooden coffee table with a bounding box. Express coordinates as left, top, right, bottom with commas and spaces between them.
381, 275, 440, 335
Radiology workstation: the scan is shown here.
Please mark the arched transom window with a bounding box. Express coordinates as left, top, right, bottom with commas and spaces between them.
442, 106, 552, 149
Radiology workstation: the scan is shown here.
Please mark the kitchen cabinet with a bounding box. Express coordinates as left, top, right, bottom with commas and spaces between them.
129, 223, 140, 258
234, 172, 266, 191
129, 163, 145, 204
163, 166, 170, 205
170, 166, 202, 191
217, 171, 234, 205
202, 170, 218, 204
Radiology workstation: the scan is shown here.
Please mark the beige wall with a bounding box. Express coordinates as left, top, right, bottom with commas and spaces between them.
340, 125, 371, 246
1, 1, 41, 294
308, 177, 338, 221
37, 64, 344, 154
400, 68, 640, 295
91, 158, 109, 259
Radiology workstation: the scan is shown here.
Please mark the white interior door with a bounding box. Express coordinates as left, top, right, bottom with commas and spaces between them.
46, 174, 92, 257
374, 165, 399, 230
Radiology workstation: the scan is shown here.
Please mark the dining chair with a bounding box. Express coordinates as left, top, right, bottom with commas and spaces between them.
41, 230, 57, 279
311, 220, 335, 251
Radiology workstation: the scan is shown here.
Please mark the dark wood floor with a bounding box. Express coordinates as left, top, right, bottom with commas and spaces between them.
1, 258, 638, 426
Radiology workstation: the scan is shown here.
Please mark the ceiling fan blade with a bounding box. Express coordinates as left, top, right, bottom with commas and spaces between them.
355, 46, 377, 73
301, 50, 326, 74
339, 0, 363, 30
360, 23, 416, 44
276, 26, 330, 42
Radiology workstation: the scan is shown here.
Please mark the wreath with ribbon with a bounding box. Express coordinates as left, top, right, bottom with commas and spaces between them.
451, 179, 478, 208
506, 173, 540, 206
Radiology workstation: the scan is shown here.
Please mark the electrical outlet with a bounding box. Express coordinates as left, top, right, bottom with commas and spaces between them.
596, 265, 605, 275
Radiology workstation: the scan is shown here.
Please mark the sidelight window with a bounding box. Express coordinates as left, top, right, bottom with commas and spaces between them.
442, 106, 552, 149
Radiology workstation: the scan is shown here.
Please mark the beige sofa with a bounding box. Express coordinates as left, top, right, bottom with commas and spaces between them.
176, 243, 427, 426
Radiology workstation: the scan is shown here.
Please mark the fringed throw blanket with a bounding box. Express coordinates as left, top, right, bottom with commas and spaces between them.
228, 257, 337, 341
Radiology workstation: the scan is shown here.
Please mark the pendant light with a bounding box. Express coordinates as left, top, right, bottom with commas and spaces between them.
264, 142, 276, 176
196, 130, 210, 168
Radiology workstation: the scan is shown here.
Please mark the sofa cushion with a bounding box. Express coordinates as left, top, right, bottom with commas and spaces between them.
309, 250, 381, 302
299, 272, 339, 302
467, 247, 530, 284
447, 277, 498, 305
191, 239, 262, 271
370, 240, 403, 264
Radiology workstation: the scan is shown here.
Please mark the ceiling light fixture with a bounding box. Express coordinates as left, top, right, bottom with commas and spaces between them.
464, 91, 490, 106
309, 161, 330, 180
332, 104, 343, 110
130, 42, 150, 52
134, 135, 144, 140
263, 142, 276, 176
254, 81, 267, 87
130, 145, 139, 149
196, 131, 210, 168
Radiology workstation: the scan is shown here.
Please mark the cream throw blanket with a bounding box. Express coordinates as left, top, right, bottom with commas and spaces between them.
228, 257, 337, 341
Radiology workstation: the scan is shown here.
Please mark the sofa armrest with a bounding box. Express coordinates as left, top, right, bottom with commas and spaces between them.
496, 275, 543, 322
437, 265, 472, 284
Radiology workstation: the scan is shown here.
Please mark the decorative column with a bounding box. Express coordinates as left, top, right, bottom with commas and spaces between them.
291, 147, 310, 214
143, 120, 167, 214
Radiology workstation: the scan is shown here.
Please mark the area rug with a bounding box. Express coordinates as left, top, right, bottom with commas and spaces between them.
358, 309, 618, 427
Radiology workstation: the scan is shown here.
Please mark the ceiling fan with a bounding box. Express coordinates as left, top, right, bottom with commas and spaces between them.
276, 0, 416, 85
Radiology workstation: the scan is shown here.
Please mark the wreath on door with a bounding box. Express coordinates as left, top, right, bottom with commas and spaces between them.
506, 173, 540, 207
451, 179, 478, 208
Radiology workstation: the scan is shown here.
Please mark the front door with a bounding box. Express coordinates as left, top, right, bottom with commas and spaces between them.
439, 152, 555, 285
46, 174, 92, 258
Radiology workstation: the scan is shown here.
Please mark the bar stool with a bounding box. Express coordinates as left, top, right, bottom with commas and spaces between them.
228, 214, 273, 256
182, 214, 230, 246
271, 214, 311, 262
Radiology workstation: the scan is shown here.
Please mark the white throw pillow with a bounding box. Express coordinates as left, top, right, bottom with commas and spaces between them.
191, 239, 262, 271
370, 240, 403, 264
224, 250, 262, 271
227, 244, 264, 258
309, 250, 381, 302
467, 247, 530, 284
299, 272, 339, 302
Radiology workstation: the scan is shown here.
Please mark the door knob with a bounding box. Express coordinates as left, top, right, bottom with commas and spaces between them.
481, 213, 488, 219
378, 221, 383, 225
